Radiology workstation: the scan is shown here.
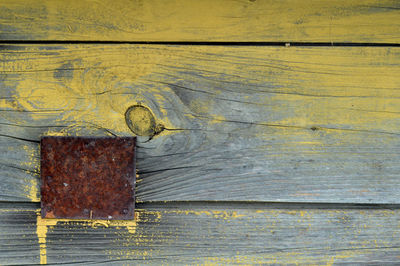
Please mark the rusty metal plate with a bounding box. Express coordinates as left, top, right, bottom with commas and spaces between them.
40, 136, 136, 220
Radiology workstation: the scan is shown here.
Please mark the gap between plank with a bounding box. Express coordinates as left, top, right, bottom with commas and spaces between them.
2, 201, 400, 210
0, 40, 399, 47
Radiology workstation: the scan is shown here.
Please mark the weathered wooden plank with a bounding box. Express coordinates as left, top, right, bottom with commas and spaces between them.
0, 0, 399, 43
1, 202, 400, 265
1, 44, 400, 203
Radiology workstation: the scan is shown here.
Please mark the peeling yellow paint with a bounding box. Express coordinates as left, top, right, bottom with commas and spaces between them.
188, 97, 227, 125
198, 248, 368, 265
44, 130, 69, 136
14, 207, 400, 264
208, 114, 226, 125
24, 178, 40, 202
169, 210, 246, 220
2, 45, 399, 153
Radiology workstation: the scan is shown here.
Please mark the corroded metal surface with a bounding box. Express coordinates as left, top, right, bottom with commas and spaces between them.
40, 137, 136, 220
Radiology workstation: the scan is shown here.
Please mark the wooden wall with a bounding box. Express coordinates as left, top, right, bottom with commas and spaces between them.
0, 0, 400, 264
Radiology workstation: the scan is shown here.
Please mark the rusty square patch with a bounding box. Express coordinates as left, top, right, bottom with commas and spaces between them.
40, 136, 136, 220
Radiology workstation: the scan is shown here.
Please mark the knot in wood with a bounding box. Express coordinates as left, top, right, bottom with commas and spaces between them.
125, 105, 164, 137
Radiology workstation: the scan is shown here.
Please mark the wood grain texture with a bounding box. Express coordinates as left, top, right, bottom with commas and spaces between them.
1, 44, 400, 203
0, 0, 399, 43
1, 202, 400, 265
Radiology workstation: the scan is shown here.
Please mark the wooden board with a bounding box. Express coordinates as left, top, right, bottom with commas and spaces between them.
0, 0, 399, 43
1, 44, 400, 203
1, 202, 400, 265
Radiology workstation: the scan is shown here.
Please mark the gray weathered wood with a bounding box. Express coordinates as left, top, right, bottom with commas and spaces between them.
1, 44, 400, 203
1, 202, 400, 265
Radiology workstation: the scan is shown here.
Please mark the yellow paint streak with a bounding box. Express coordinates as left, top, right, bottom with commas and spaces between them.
36, 215, 56, 265
35, 210, 142, 264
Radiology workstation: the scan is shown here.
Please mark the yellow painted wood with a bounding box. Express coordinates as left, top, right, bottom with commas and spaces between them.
0, 0, 399, 42
1, 1, 399, 264
1, 203, 400, 265
1, 44, 400, 203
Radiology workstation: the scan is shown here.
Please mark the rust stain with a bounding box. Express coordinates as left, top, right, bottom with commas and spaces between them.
40, 136, 136, 220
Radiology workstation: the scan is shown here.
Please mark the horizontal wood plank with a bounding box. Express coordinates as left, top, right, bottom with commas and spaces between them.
1, 203, 400, 265
1, 44, 400, 203
0, 0, 399, 43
